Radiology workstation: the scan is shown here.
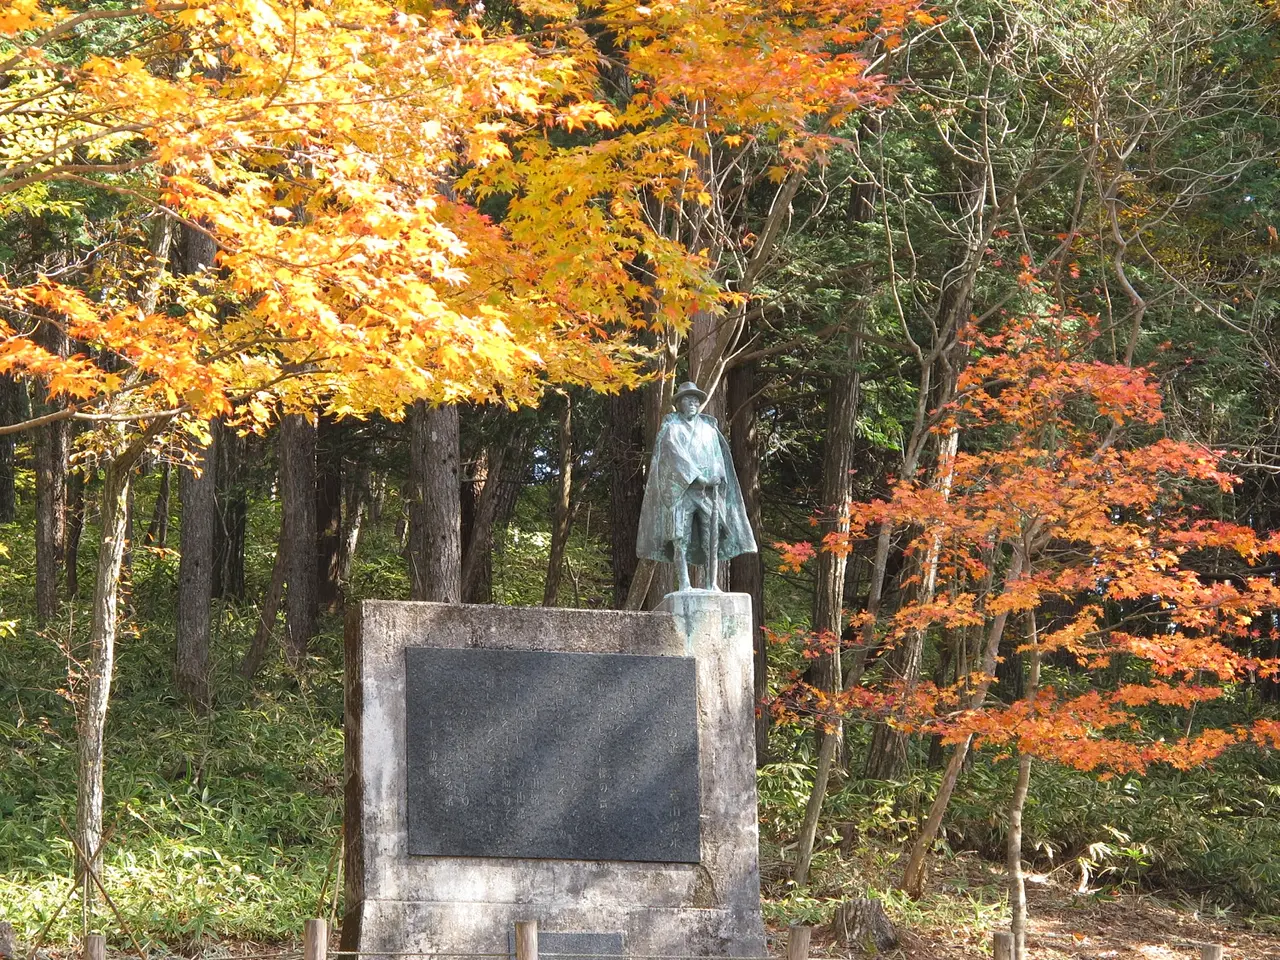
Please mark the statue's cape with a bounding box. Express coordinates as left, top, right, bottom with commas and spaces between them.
636, 412, 758, 565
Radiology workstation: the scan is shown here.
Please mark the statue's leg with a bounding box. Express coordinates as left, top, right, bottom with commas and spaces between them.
704, 494, 720, 590
673, 499, 693, 591
691, 502, 713, 589
674, 539, 692, 591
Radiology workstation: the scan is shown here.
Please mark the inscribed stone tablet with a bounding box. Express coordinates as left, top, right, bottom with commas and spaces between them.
405, 648, 700, 862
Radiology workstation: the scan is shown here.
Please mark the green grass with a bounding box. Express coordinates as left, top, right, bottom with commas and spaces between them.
0, 476, 346, 950
0, 600, 345, 948
755, 717, 1280, 936
5, 473, 1280, 949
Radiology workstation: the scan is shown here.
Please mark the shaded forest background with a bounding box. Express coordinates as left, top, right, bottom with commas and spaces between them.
5, 0, 1280, 951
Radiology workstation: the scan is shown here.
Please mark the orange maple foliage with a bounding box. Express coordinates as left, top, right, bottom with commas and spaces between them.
774, 312, 1280, 775
1, 0, 914, 429
0, 0, 921, 888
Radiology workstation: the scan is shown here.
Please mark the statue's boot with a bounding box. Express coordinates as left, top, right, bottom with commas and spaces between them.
676, 544, 692, 591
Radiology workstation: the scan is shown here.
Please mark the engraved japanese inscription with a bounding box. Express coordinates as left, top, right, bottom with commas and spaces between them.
405, 648, 701, 863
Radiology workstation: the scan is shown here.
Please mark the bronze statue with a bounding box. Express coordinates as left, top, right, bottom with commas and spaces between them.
637, 381, 757, 591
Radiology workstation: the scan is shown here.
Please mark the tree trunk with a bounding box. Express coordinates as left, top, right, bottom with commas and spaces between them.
137, 212, 174, 316
463, 427, 528, 603
811, 336, 862, 703
792, 723, 838, 888
241, 522, 287, 680
61, 214, 173, 893
338, 467, 370, 583
144, 460, 172, 549
76, 460, 131, 897
901, 547, 1026, 899
543, 395, 575, 607
213, 421, 247, 600
865, 393, 961, 780
792, 331, 863, 882
728, 361, 769, 765
459, 445, 487, 601
806, 175, 878, 785
459, 455, 476, 570
0, 376, 19, 523
491, 446, 526, 581
315, 416, 343, 610
75, 420, 164, 900
64, 466, 85, 600
830, 898, 898, 952
280, 414, 318, 663
33, 361, 68, 624
176, 433, 217, 711
120, 479, 136, 593
927, 631, 957, 768
995, 632, 1025, 703
608, 388, 647, 607
687, 308, 725, 409
407, 401, 462, 603
1007, 609, 1041, 960
367, 471, 386, 525
463, 445, 504, 603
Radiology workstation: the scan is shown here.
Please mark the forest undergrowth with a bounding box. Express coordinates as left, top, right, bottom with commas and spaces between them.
3, 482, 1280, 953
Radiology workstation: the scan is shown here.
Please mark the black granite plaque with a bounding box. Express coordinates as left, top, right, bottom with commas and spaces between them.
405, 647, 700, 862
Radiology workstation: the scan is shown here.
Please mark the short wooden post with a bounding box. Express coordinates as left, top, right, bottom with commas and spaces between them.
515, 920, 538, 960
785, 924, 811, 960
83, 934, 106, 960
992, 931, 1015, 960
1201, 946, 1224, 960
304, 919, 328, 960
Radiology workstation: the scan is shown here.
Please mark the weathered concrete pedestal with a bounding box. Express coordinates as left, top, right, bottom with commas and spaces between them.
341, 594, 765, 957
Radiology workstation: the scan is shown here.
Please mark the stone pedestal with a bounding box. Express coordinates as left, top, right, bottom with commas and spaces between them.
341, 596, 765, 958
657, 591, 763, 935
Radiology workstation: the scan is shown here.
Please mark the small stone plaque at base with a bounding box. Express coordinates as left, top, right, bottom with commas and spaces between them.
508, 931, 624, 960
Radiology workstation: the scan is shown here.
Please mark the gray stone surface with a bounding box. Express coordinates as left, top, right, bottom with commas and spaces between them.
342, 599, 765, 958
405, 647, 700, 862
659, 591, 763, 929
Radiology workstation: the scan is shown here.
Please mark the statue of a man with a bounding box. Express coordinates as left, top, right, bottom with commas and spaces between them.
637, 381, 757, 591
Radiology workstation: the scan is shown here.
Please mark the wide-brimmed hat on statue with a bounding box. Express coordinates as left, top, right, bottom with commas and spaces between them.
672, 381, 708, 405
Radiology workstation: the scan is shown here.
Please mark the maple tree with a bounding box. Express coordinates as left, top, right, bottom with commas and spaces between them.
1, 0, 916, 907
772, 311, 1280, 955
755, 0, 1280, 914
0, 0, 925, 421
